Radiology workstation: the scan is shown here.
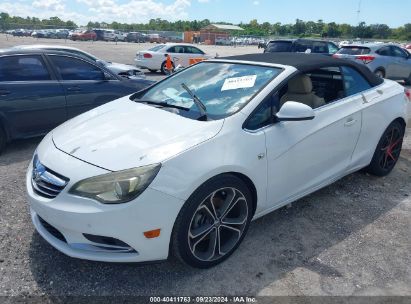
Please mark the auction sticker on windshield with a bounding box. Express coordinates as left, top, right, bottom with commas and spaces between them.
221, 75, 257, 91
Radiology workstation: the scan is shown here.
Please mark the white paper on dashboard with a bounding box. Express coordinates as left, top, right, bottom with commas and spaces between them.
221, 75, 257, 91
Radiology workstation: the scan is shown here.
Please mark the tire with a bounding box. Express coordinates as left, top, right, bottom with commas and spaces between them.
405, 73, 411, 86
171, 174, 253, 268
365, 120, 405, 176
161, 61, 174, 75
0, 126, 6, 154
148, 69, 158, 73
374, 68, 385, 79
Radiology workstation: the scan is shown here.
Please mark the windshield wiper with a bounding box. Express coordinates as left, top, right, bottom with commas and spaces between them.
134, 99, 189, 111
181, 83, 207, 120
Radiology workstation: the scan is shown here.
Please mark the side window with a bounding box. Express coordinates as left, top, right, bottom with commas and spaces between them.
311, 41, 328, 53
70, 50, 96, 62
244, 97, 275, 131
185, 46, 204, 55
0, 55, 50, 81
306, 67, 345, 103
376, 46, 392, 56
167, 46, 184, 53
293, 40, 312, 53
341, 66, 372, 96
49, 56, 105, 81
52, 49, 94, 62
328, 42, 339, 54
391, 46, 408, 59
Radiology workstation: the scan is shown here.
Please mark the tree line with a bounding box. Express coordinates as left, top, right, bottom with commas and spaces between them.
1, 12, 410, 41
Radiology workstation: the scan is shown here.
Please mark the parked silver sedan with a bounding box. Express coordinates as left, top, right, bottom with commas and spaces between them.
334, 43, 411, 84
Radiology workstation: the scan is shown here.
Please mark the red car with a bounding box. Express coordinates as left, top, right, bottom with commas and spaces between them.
405, 44, 411, 50
71, 30, 96, 41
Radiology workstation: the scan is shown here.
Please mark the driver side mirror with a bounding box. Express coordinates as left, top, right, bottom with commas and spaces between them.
276, 101, 315, 122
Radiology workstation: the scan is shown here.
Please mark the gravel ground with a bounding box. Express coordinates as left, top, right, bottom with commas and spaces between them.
0, 35, 410, 298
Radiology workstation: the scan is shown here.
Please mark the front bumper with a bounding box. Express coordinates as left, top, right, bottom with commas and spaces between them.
27, 136, 185, 263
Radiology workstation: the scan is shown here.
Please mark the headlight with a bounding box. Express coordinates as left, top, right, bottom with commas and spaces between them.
69, 164, 161, 204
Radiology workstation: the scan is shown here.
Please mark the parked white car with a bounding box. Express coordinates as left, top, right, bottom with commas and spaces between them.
135, 43, 211, 74
12, 45, 145, 79
27, 54, 409, 268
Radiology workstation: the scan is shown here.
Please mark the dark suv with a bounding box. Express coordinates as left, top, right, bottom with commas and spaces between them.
264, 39, 339, 55
127, 32, 149, 43
0, 49, 153, 152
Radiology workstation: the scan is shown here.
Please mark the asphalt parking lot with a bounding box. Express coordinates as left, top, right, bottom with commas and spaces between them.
0, 36, 410, 298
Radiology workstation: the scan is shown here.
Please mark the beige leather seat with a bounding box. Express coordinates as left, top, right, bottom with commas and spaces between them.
280, 75, 325, 109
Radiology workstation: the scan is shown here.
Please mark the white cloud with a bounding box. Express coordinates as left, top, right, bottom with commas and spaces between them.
79, 0, 191, 23
252, 0, 259, 5
32, 0, 65, 11
76, 0, 94, 5
0, 1, 89, 25
0, 0, 193, 25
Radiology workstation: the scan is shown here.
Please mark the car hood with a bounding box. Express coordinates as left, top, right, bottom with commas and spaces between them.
107, 62, 142, 73
52, 97, 224, 171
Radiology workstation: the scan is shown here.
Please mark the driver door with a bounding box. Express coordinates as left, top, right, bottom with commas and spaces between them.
263, 69, 362, 208
47, 54, 130, 119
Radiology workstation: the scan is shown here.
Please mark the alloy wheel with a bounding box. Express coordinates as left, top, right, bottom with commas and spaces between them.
378, 125, 403, 171
188, 187, 249, 262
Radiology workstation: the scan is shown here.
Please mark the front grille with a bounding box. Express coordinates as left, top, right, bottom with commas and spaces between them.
32, 155, 69, 199
38, 216, 67, 243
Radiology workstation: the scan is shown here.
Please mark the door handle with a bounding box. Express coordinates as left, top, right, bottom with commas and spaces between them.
344, 118, 357, 127
66, 86, 81, 92
0, 89, 11, 96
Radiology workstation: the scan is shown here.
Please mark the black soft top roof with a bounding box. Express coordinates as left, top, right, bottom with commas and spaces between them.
220, 53, 383, 86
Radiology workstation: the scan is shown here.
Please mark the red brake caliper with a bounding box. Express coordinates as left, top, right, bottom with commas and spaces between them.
386, 138, 402, 161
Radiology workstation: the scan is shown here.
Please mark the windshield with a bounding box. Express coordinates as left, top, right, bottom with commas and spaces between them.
138, 62, 282, 120
149, 45, 165, 52
337, 46, 371, 55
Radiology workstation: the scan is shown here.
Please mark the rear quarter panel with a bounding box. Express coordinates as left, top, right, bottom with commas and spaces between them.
350, 80, 408, 170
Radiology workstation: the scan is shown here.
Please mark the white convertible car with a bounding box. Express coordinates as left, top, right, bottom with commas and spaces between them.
27, 53, 409, 268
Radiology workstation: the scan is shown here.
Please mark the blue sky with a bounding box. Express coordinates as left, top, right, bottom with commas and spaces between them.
0, 0, 409, 27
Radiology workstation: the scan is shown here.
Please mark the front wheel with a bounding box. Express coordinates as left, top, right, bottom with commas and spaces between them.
365, 121, 405, 176
161, 61, 174, 75
171, 174, 253, 268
